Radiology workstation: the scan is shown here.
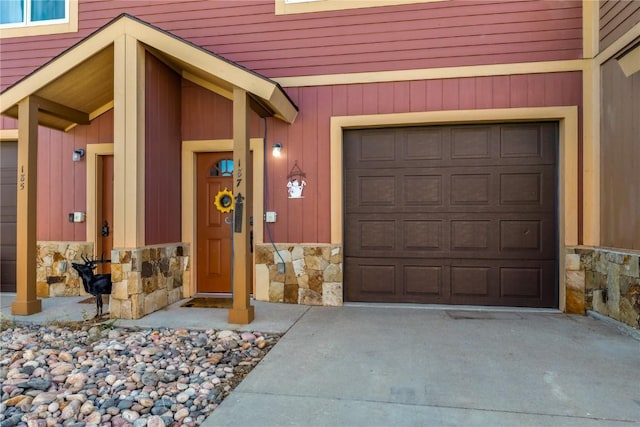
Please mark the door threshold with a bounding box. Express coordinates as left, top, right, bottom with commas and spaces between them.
194, 292, 232, 298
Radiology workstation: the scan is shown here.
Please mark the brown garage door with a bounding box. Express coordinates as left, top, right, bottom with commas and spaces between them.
1, 141, 17, 292
344, 123, 557, 307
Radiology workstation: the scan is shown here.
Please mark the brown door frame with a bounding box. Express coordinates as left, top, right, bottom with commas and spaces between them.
181, 139, 264, 298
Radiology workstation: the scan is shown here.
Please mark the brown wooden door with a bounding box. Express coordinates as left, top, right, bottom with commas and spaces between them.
344, 123, 558, 308
197, 152, 234, 293
0, 142, 17, 292
97, 155, 114, 274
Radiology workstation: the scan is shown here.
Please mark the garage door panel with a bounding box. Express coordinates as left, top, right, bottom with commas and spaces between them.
1, 141, 17, 292
345, 257, 451, 303
500, 123, 556, 163
451, 220, 491, 250
403, 220, 443, 250
450, 126, 493, 159
346, 124, 556, 168
360, 220, 396, 250
405, 129, 443, 160
450, 260, 555, 307
344, 123, 557, 308
404, 175, 442, 205
358, 175, 397, 206
346, 213, 555, 259
347, 258, 555, 306
346, 165, 554, 213
451, 266, 491, 296
500, 220, 541, 251
344, 258, 398, 300
404, 265, 444, 296
450, 174, 491, 205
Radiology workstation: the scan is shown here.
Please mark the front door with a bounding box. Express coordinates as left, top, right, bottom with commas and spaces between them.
97, 155, 114, 274
197, 152, 234, 293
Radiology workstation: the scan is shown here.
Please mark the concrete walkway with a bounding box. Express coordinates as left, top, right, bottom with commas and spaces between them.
205, 305, 640, 427
0, 293, 309, 333
2, 294, 639, 426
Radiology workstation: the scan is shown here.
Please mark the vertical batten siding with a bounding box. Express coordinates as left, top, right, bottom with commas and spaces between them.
1, 0, 582, 89
34, 111, 113, 242
145, 53, 182, 245
180, 80, 264, 141
0, 117, 18, 129
600, 59, 640, 250
187, 72, 581, 244
599, 0, 640, 52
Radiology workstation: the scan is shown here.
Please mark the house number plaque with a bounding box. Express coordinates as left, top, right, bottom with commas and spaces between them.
19, 165, 25, 191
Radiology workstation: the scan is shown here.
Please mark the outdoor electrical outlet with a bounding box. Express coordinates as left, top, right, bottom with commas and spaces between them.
73, 212, 86, 223
277, 263, 285, 273
265, 211, 277, 222
69, 212, 86, 223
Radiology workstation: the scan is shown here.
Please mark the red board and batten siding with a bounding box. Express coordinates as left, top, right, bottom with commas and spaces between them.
33, 111, 113, 242
599, 0, 640, 52
600, 58, 640, 250
145, 53, 182, 245
0, 0, 582, 89
180, 80, 265, 141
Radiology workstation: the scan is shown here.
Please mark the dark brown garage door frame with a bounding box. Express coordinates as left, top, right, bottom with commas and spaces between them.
344, 122, 558, 308
1, 141, 17, 292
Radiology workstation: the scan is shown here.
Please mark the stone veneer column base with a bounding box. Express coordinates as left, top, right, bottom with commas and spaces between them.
255, 244, 343, 306
566, 247, 640, 329
109, 244, 190, 320
36, 242, 95, 297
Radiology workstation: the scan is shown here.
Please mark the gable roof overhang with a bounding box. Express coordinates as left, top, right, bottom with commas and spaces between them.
0, 14, 298, 131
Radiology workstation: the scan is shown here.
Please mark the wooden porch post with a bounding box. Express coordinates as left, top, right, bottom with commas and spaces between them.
228, 87, 255, 324
11, 96, 42, 315
113, 34, 145, 249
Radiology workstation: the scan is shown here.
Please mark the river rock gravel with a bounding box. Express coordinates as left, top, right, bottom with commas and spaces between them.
0, 321, 279, 426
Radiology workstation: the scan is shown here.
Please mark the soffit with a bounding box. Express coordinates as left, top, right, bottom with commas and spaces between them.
2, 46, 114, 130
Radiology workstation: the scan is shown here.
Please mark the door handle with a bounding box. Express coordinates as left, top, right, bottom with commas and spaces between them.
101, 220, 110, 237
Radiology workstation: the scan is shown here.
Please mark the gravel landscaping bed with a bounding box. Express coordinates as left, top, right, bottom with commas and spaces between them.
0, 319, 279, 427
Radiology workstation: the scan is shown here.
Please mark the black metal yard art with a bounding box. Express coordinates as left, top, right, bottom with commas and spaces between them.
71, 255, 112, 318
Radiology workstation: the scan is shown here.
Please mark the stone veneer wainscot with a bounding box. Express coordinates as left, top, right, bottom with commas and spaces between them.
36, 241, 95, 297
566, 247, 640, 329
109, 244, 190, 319
254, 244, 343, 306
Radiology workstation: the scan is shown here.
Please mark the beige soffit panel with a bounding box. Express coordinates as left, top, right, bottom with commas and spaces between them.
0, 21, 124, 116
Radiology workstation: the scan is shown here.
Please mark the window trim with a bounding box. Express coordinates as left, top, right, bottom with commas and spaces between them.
275, 0, 445, 15
0, 0, 77, 39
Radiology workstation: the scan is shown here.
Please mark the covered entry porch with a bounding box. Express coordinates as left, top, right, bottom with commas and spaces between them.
0, 14, 297, 324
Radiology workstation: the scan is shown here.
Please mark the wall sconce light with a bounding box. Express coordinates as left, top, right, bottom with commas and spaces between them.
72, 148, 85, 162
272, 143, 282, 158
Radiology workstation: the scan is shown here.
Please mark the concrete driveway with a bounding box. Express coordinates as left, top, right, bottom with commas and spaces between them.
205, 305, 640, 427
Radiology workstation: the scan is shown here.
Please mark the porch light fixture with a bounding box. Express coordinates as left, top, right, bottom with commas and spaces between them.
272, 143, 282, 158
72, 148, 85, 162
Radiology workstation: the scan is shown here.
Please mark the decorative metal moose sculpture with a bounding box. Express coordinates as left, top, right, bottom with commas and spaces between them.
71, 254, 113, 318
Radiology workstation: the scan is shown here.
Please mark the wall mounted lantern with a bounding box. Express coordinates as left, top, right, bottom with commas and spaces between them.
272, 143, 282, 158
72, 148, 85, 162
